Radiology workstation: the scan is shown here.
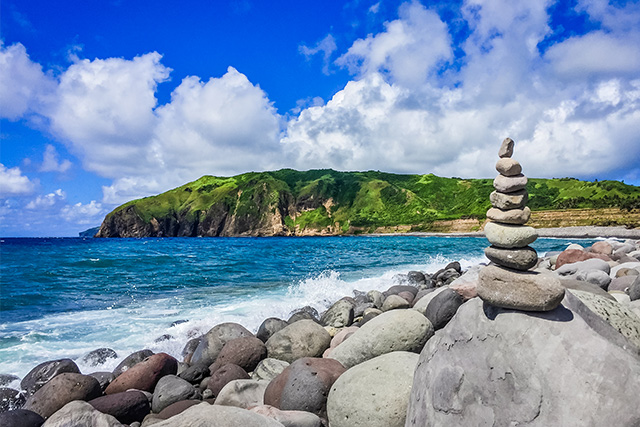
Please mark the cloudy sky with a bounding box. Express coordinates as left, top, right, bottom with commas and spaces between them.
1, 0, 639, 236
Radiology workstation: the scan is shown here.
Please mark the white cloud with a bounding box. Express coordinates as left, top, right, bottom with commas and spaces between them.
0, 42, 55, 120
61, 200, 105, 225
25, 189, 66, 209
0, 164, 36, 196
300, 34, 338, 75
40, 144, 72, 173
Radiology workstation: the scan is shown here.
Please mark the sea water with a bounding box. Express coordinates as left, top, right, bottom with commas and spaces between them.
0, 235, 595, 382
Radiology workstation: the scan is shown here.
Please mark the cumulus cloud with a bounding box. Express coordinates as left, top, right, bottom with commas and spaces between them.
284, 0, 640, 181
25, 189, 66, 209
0, 42, 55, 120
61, 200, 105, 225
0, 164, 36, 196
300, 34, 338, 75
40, 144, 72, 173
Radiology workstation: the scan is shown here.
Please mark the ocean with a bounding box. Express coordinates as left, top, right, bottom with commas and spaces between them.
0, 235, 594, 383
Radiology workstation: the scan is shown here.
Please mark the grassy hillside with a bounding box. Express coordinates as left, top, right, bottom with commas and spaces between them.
101, 169, 640, 237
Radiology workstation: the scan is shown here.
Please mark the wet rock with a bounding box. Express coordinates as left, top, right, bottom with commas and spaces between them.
152, 375, 200, 414
87, 371, 115, 392
190, 323, 253, 367
478, 265, 565, 311
0, 374, 19, 388
266, 320, 331, 363
485, 245, 538, 271
0, 409, 44, 427
484, 222, 537, 249
24, 373, 101, 419
207, 364, 250, 398
407, 271, 427, 285
384, 285, 418, 297
0, 387, 25, 412
327, 351, 418, 427
329, 309, 433, 369
257, 318, 289, 343
21, 359, 80, 396
88, 391, 150, 424
320, 299, 354, 328
106, 353, 178, 395
113, 350, 154, 377
208, 336, 267, 375
214, 379, 268, 409
251, 358, 290, 382
264, 357, 346, 419
287, 306, 320, 324
82, 348, 118, 367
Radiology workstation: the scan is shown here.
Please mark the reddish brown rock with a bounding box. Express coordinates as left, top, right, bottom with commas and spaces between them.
264, 357, 346, 419
555, 249, 611, 270
105, 353, 177, 395
590, 241, 613, 256
207, 363, 250, 398
88, 391, 150, 424
23, 373, 101, 419
156, 399, 203, 419
208, 337, 267, 375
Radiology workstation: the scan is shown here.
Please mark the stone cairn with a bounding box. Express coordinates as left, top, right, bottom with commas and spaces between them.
477, 138, 565, 311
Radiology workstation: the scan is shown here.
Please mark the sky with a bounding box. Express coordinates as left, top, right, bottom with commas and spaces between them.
1, 0, 639, 237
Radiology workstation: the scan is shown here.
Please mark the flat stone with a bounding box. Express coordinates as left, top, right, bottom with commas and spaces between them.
493, 174, 527, 193
486, 206, 531, 225
490, 189, 528, 210
477, 265, 565, 311
498, 137, 514, 158
575, 269, 612, 290
484, 222, 537, 249
495, 158, 522, 176
555, 258, 611, 276
485, 246, 538, 271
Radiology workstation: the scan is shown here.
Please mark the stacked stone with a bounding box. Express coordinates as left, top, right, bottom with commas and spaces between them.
478, 138, 565, 312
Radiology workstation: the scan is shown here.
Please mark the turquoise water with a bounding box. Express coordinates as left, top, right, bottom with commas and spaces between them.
0, 236, 593, 380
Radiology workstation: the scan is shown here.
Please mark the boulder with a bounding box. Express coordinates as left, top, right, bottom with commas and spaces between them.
82, 348, 118, 367
113, 350, 154, 377
88, 391, 150, 424
555, 249, 611, 270
264, 357, 346, 419
555, 257, 611, 276
406, 298, 640, 426
575, 269, 612, 289
148, 403, 284, 427
151, 375, 200, 414
251, 358, 290, 382
591, 241, 613, 255
24, 373, 102, 419
42, 401, 125, 426
384, 285, 419, 296
190, 323, 253, 367
21, 359, 80, 396
155, 400, 201, 420
610, 262, 640, 278
478, 265, 565, 311
490, 189, 528, 210
608, 275, 636, 293
214, 379, 268, 409
483, 222, 537, 249
208, 336, 267, 375
616, 267, 640, 277
250, 405, 322, 427
327, 351, 418, 427
367, 290, 384, 308
177, 363, 209, 384
0, 387, 25, 412
88, 371, 115, 392
493, 174, 527, 193
287, 306, 320, 324
257, 318, 289, 343
207, 364, 250, 398
105, 353, 177, 394
484, 245, 538, 271
381, 294, 411, 311
425, 288, 465, 330
495, 157, 522, 176
320, 299, 354, 328
412, 286, 450, 315
0, 409, 44, 427
266, 320, 331, 363
486, 207, 531, 225
181, 338, 200, 364
407, 271, 427, 285
329, 309, 433, 369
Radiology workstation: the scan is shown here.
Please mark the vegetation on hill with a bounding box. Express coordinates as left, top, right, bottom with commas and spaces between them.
96, 169, 640, 237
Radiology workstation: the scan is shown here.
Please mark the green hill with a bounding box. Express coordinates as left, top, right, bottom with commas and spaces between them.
95, 169, 640, 237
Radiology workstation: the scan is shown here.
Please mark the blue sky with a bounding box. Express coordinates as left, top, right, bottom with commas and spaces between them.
1, 0, 639, 237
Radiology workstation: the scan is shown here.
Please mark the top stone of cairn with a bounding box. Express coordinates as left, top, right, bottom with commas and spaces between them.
498, 137, 514, 158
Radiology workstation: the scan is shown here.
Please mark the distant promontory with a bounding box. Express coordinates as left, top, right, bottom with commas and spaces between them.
95, 169, 640, 238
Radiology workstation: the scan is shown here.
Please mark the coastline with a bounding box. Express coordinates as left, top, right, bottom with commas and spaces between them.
371, 225, 640, 239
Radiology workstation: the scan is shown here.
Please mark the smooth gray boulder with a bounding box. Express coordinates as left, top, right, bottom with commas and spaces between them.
214, 379, 268, 409
320, 299, 354, 328
329, 309, 433, 369
151, 375, 200, 413
484, 222, 537, 248
42, 401, 125, 426
381, 294, 411, 311
327, 351, 418, 427
257, 318, 289, 343
266, 320, 331, 363
575, 269, 611, 289
251, 358, 290, 382
150, 403, 284, 426
191, 323, 253, 366
555, 258, 611, 276
406, 298, 640, 426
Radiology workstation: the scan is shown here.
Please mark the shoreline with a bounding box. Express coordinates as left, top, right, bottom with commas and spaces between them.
371, 225, 640, 239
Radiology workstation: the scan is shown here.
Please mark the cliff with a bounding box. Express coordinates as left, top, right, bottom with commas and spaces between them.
95, 169, 640, 237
